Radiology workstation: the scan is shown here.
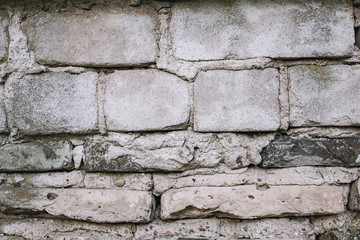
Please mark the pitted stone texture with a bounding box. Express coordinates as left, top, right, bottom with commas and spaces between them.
318, 230, 360, 240
0, 218, 135, 240
5, 72, 98, 135
261, 135, 360, 167
0, 188, 154, 223
289, 65, 360, 127
0, 171, 83, 188
170, 0, 353, 61
0, 11, 8, 61
349, 179, 360, 211
23, 9, 157, 67
194, 69, 280, 131
83, 131, 274, 172
84, 173, 152, 191
0, 85, 7, 133
103, 70, 190, 131
0, 141, 72, 172
0, 235, 25, 240
153, 167, 359, 195
219, 218, 312, 240
135, 219, 221, 240
161, 185, 344, 220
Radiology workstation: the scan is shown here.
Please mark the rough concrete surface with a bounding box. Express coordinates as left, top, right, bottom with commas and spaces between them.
83, 131, 274, 172
161, 185, 344, 220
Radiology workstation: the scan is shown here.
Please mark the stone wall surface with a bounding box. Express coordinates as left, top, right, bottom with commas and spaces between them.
0, 0, 359, 239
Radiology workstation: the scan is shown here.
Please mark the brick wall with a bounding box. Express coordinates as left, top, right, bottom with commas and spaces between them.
0, 0, 360, 239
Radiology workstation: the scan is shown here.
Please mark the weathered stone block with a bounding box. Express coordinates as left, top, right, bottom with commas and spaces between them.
0, 188, 154, 223
219, 218, 312, 240
261, 135, 360, 167
83, 132, 273, 172
0, 171, 83, 188
0, 84, 7, 133
317, 230, 360, 240
103, 70, 190, 131
0, 11, 8, 61
5, 72, 98, 135
289, 65, 360, 127
83, 173, 152, 191
0, 141, 72, 172
0, 218, 134, 240
349, 179, 360, 211
23, 9, 157, 66
170, 0, 353, 61
135, 219, 221, 240
194, 69, 280, 131
161, 185, 344, 219
153, 167, 359, 195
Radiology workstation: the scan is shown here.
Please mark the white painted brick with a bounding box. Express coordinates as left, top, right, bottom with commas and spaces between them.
289, 65, 360, 127
103, 70, 190, 131
170, 0, 354, 60
23, 9, 157, 66
5, 72, 98, 135
194, 69, 280, 131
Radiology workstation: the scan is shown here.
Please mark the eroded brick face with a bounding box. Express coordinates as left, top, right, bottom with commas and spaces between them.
0, 0, 359, 239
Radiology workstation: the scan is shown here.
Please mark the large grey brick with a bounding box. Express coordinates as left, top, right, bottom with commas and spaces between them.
103, 70, 190, 131
0, 11, 8, 61
289, 65, 360, 127
5, 72, 98, 135
161, 185, 344, 220
170, 0, 353, 61
0, 188, 154, 223
0, 141, 72, 172
261, 135, 360, 167
0, 84, 7, 133
23, 9, 157, 67
194, 69, 280, 132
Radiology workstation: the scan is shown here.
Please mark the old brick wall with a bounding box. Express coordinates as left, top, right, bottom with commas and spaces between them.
0, 0, 360, 239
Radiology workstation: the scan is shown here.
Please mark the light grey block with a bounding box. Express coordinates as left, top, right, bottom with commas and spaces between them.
5, 72, 98, 135
170, 0, 354, 60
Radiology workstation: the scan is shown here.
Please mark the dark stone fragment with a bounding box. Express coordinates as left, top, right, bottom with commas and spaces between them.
260, 135, 360, 167
83, 141, 142, 172
317, 230, 360, 240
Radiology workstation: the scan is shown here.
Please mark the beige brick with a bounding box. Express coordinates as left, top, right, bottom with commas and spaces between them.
0, 188, 154, 223
161, 185, 344, 219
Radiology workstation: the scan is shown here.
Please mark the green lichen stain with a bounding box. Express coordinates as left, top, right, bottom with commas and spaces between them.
307, 65, 333, 90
